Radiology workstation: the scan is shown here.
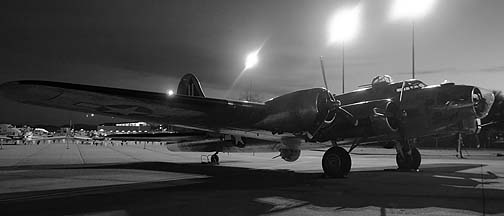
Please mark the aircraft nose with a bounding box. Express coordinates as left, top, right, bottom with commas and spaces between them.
472, 87, 495, 119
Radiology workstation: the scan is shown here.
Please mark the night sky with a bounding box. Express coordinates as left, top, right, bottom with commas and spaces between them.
1, 0, 504, 125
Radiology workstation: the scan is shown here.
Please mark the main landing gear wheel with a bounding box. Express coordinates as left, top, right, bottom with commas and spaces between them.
396, 147, 421, 170
210, 153, 220, 165
322, 146, 352, 178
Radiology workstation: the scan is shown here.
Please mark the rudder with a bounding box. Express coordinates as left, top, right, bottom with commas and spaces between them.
177, 74, 205, 97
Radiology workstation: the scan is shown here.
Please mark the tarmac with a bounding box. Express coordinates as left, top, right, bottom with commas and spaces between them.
0, 141, 503, 215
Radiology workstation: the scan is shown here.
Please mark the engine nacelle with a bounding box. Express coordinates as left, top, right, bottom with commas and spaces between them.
279, 148, 301, 162
258, 88, 331, 134
343, 99, 400, 135
472, 87, 494, 119
370, 101, 400, 135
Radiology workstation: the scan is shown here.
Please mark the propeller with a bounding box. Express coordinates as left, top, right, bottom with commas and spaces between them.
475, 89, 502, 148
318, 55, 355, 124
472, 88, 495, 119
307, 57, 357, 141
307, 90, 356, 141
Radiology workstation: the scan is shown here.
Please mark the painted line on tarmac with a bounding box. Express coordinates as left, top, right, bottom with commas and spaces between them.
105, 145, 143, 162
75, 142, 86, 164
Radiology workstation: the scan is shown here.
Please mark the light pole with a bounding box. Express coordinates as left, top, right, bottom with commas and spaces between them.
390, 0, 436, 79
412, 20, 415, 79
328, 5, 361, 93
342, 41, 345, 93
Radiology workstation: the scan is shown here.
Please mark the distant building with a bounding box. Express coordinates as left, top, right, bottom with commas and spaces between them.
97, 122, 153, 134
56, 127, 71, 136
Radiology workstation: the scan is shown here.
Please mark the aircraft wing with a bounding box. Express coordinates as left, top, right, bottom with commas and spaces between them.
0, 80, 275, 139
0, 75, 365, 145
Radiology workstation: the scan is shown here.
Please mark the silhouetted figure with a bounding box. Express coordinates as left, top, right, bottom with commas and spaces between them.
456, 133, 464, 159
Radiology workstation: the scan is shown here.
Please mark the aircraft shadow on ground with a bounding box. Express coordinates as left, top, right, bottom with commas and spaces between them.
2, 162, 503, 215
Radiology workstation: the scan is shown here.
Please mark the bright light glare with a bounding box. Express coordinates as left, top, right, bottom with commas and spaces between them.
390, 0, 436, 20
167, 89, 174, 96
244, 50, 259, 70
328, 5, 361, 44
226, 46, 264, 98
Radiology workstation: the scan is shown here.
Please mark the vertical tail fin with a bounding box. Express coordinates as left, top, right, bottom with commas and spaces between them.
177, 74, 205, 97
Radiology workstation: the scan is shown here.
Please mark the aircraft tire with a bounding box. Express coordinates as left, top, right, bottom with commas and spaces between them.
322, 146, 352, 178
396, 147, 421, 170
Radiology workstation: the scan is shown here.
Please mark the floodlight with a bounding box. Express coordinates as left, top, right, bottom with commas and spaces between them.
244, 50, 259, 71
328, 5, 361, 44
390, 0, 436, 20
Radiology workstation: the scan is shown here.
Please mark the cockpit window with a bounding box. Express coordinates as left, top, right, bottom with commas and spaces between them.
395, 80, 427, 93
371, 75, 393, 87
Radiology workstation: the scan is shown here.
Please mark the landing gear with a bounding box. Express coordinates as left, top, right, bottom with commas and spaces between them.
322, 146, 352, 178
210, 152, 220, 165
396, 146, 421, 170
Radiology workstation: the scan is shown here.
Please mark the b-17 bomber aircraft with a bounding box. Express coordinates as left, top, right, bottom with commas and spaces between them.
0, 74, 495, 177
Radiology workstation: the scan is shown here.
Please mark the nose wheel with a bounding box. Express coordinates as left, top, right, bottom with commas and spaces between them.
322, 146, 352, 178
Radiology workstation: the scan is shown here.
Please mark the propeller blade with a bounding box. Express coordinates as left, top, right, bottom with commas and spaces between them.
320, 56, 329, 90
399, 81, 406, 103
